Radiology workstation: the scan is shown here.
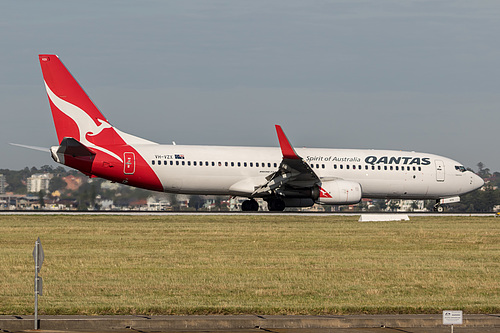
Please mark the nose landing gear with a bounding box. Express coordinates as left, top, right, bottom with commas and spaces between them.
433, 202, 446, 213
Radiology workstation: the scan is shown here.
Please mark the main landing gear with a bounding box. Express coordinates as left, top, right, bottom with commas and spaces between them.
241, 198, 287, 211
241, 199, 259, 211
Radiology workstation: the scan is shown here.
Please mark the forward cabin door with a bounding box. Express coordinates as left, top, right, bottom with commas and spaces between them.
124, 152, 135, 175
435, 160, 445, 182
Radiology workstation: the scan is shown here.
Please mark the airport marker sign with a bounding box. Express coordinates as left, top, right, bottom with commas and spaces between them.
443, 310, 462, 333
33, 237, 44, 330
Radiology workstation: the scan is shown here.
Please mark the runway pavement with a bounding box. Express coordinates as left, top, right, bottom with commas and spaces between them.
1, 314, 499, 332
0, 210, 495, 216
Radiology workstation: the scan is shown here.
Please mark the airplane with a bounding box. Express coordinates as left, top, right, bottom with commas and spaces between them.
38, 54, 484, 212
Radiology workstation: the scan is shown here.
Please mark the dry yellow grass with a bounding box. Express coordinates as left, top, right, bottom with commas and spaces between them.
0, 214, 499, 315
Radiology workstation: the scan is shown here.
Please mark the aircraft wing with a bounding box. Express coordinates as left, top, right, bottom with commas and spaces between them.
253, 125, 320, 197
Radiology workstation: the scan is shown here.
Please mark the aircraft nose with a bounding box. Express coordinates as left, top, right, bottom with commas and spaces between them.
471, 173, 484, 190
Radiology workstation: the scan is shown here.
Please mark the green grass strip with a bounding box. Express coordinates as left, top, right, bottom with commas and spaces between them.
1, 215, 499, 315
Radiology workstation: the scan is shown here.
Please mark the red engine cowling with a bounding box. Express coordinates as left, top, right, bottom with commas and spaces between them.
316, 180, 362, 205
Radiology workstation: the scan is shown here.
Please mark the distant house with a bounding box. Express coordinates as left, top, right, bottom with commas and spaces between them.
147, 196, 172, 211
62, 175, 84, 191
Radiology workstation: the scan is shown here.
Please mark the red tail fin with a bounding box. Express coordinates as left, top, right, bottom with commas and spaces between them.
39, 55, 113, 144
40, 54, 163, 192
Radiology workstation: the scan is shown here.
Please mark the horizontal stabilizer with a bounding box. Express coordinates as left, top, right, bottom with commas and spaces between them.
10, 143, 48, 152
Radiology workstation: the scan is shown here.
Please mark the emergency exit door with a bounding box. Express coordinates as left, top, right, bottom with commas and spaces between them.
124, 152, 135, 175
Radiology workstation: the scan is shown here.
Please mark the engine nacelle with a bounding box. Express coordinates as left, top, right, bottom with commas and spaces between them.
316, 180, 362, 205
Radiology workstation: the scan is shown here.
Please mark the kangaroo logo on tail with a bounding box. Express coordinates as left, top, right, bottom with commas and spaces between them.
40, 54, 126, 163
44, 82, 122, 162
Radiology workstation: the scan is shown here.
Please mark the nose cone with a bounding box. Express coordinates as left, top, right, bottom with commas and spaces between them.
471, 173, 484, 191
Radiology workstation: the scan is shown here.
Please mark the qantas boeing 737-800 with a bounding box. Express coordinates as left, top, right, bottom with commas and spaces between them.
37, 54, 483, 211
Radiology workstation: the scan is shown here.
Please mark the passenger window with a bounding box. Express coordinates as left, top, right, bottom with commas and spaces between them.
238, 162, 241, 167
340, 165, 343, 169
334, 164, 337, 169
274, 163, 277, 168
322, 164, 325, 169
176, 161, 179, 166
378, 165, 381, 170
365, 165, 368, 170
256, 162, 259, 167
390, 166, 393, 170
182, 161, 185, 166
225, 162, 228, 167
194, 161, 197, 166
346, 165, 350, 170
187, 161, 191, 166
218, 162, 222, 166
231, 162, 234, 167
205, 161, 209, 166
372, 165, 375, 170
152, 160, 155, 165
158, 160, 161, 165
212, 161, 215, 166
170, 161, 174, 166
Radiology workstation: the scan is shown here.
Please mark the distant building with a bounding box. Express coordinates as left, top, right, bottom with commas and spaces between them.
0, 174, 5, 194
27, 173, 53, 193
387, 199, 426, 212
147, 195, 172, 211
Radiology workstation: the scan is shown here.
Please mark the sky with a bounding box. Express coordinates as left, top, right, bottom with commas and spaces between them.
1, 1, 500, 172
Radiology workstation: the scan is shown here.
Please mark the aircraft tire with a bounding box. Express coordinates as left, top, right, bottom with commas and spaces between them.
268, 198, 286, 211
242, 199, 259, 211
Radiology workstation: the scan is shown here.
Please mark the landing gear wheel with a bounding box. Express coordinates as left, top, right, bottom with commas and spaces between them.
268, 198, 286, 211
433, 200, 446, 213
241, 199, 259, 211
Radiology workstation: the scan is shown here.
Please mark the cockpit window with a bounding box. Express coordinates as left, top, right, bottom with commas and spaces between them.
455, 165, 467, 173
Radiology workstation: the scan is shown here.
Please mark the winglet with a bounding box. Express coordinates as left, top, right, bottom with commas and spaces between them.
275, 125, 301, 160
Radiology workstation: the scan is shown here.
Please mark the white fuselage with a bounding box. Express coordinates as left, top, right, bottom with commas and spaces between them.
137, 144, 483, 200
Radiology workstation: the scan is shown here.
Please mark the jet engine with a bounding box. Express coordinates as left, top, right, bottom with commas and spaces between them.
316, 180, 362, 205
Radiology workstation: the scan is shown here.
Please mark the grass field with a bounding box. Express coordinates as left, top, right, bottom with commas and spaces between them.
0, 214, 499, 315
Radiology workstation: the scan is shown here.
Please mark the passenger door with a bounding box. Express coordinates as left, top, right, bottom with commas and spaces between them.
435, 160, 445, 182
